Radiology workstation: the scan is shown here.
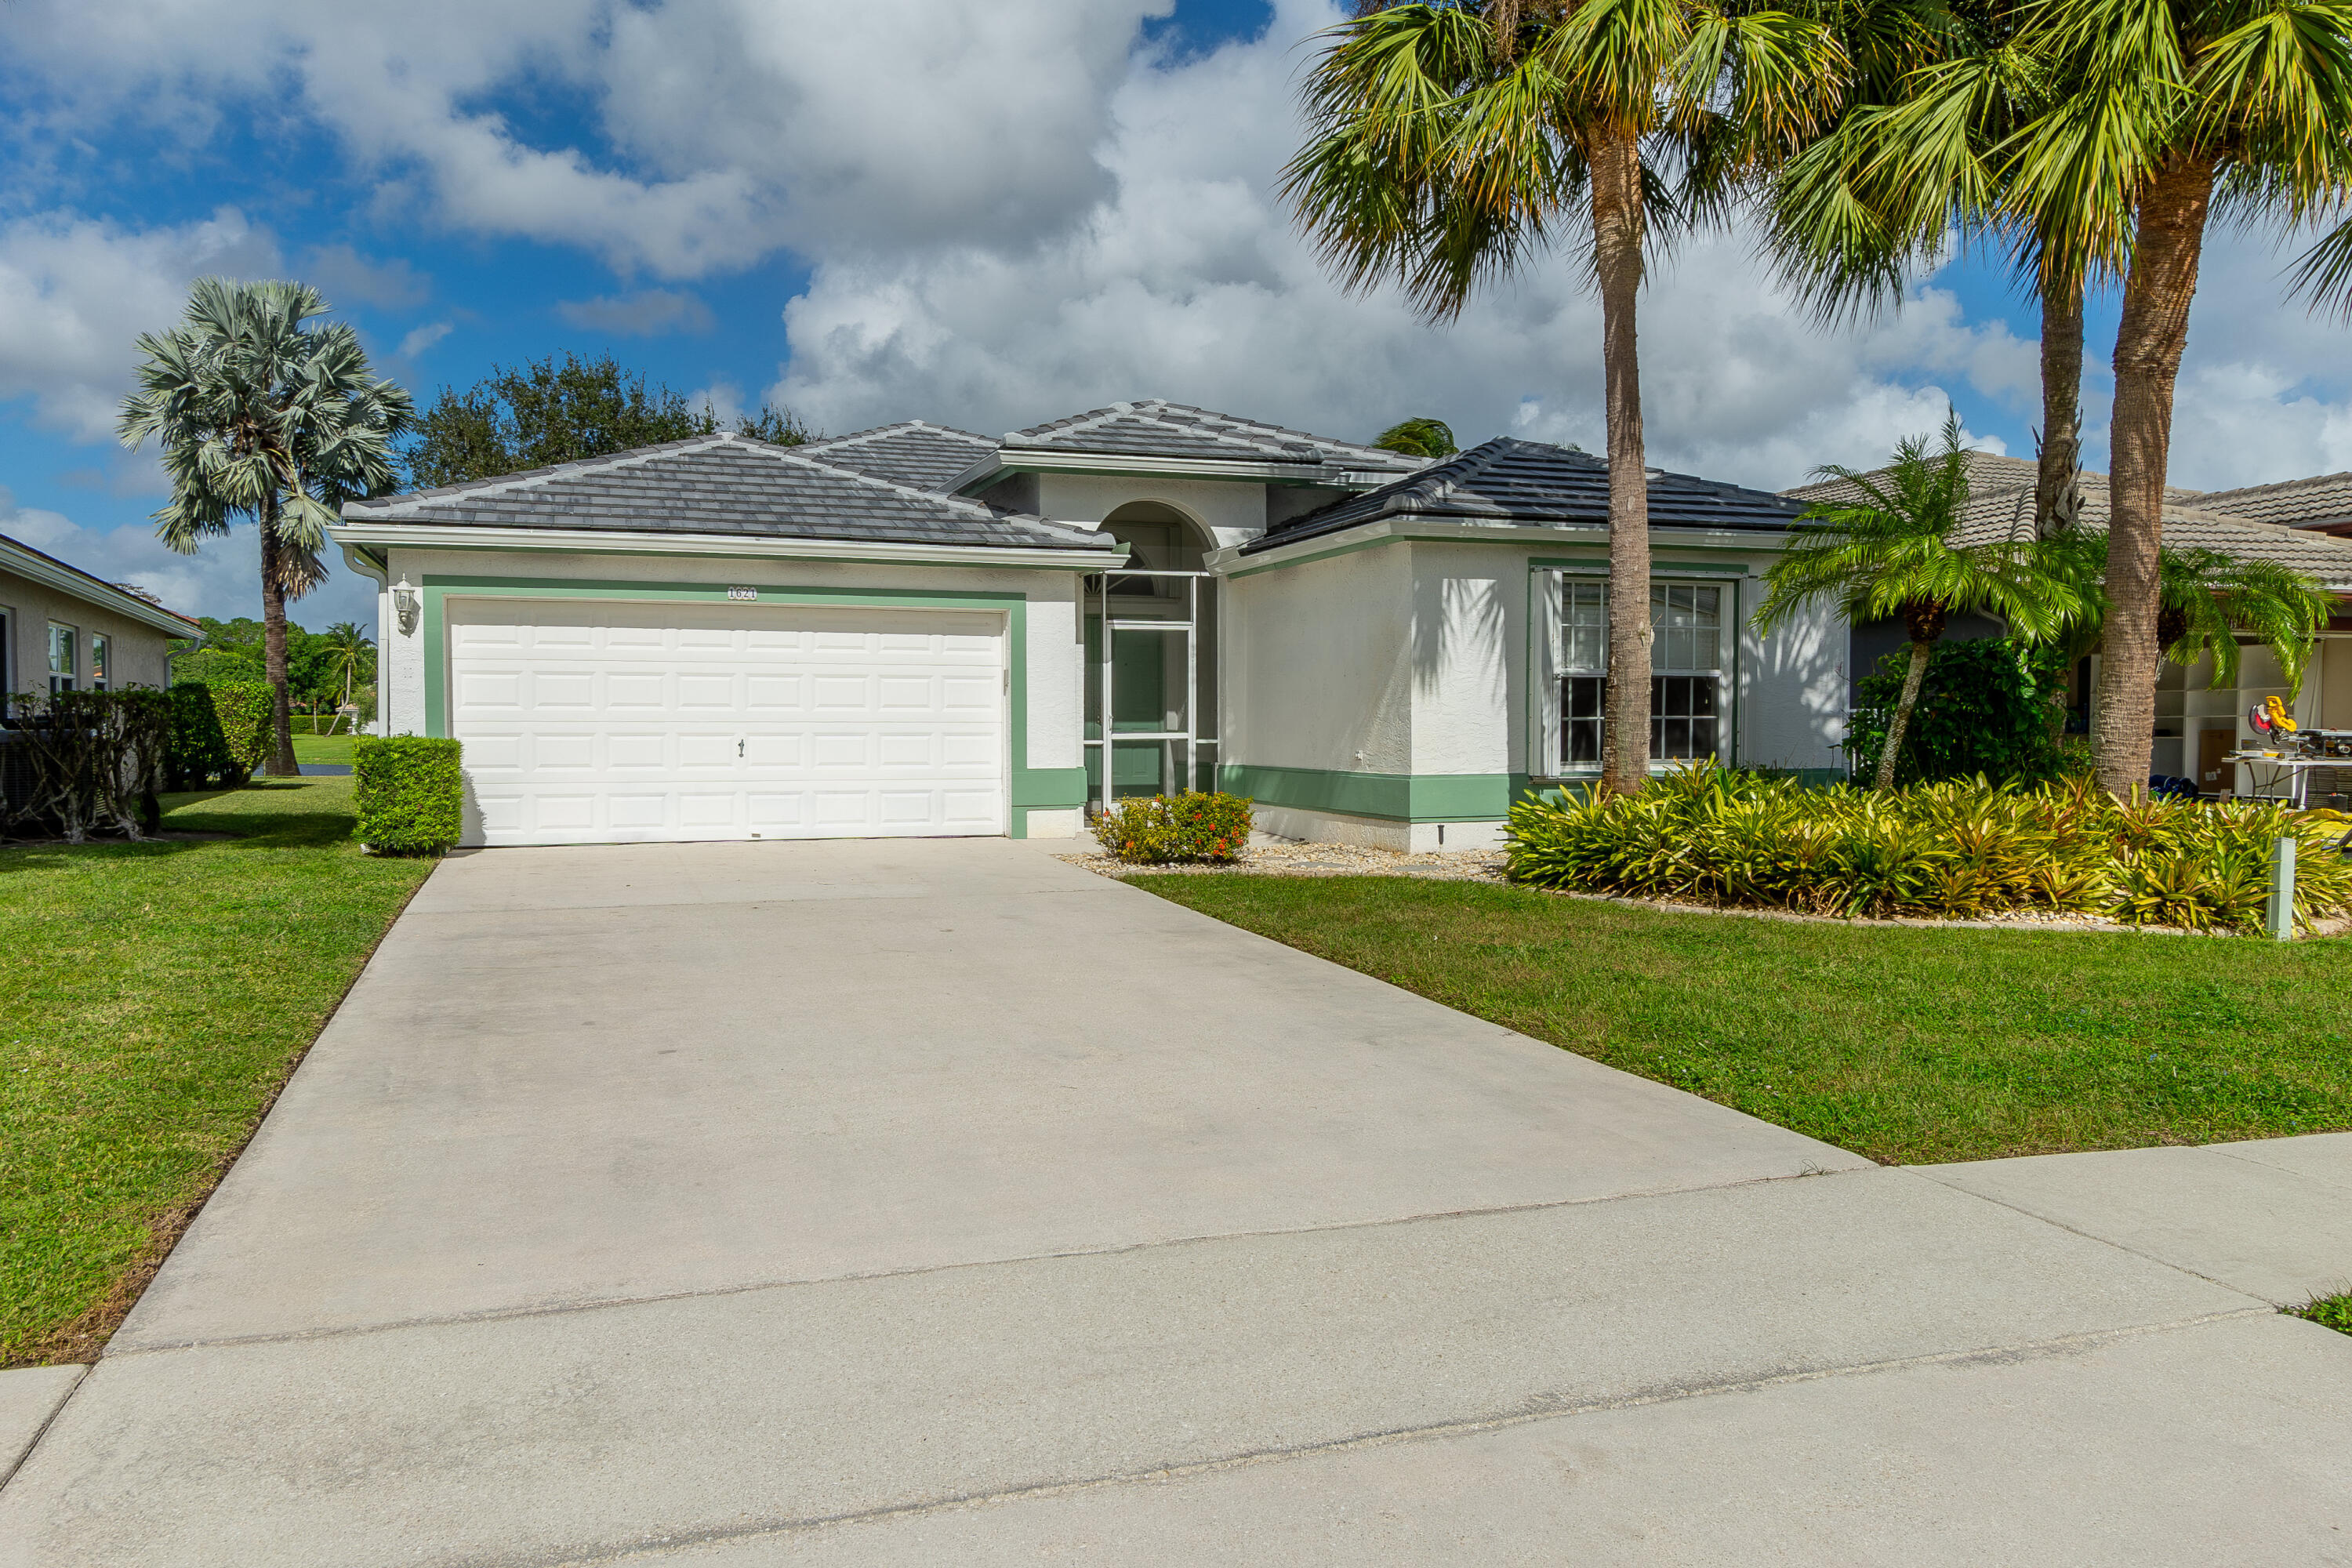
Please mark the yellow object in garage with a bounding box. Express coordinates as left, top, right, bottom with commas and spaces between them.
2267, 694, 2298, 734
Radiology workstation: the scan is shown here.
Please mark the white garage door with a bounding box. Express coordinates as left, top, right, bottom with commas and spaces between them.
448, 599, 1006, 846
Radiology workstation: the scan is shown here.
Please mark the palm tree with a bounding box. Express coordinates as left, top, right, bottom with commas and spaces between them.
322, 620, 375, 715
1991, 0, 2352, 793
1284, 0, 1846, 793
1755, 416, 2087, 789
120, 279, 412, 777
1374, 416, 1461, 458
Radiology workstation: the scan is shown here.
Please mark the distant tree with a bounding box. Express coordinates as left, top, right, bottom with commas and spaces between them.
321, 620, 375, 710
405, 351, 811, 487
1372, 418, 1458, 459
121, 278, 412, 777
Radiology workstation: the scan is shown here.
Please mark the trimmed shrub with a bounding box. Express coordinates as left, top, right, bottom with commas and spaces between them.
1846, 637, 2072, 786
2, 687, 173, 841
1095, 790, 1253, 864
172, 647, 265, 688
353, 736, 464, 855
205, 682, 276, 778
165, 683, 237, 789
1504, 762, 2352, 935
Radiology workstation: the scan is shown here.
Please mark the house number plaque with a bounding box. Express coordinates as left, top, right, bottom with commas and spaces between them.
726, 586, 759, 601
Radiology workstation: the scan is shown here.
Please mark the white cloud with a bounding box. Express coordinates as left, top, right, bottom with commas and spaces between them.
555, 289, 715, 337
397, 321, 454, 358
0, 207, 278, 441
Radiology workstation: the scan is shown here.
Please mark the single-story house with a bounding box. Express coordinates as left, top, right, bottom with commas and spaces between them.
331, 399, 1851, 851
1785, 452, 2352, 799
0, 530, 199, 711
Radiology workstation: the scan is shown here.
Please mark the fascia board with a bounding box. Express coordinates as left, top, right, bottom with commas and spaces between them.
0, 537, 201, 637
1217, 518, 1791, 574
954, 448, 1385, 494
328, 521, 1123, 572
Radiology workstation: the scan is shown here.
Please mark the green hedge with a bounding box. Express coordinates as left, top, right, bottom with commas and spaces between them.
353, 736, 464, 855
1094, 791, 1253, 864
1505, 763, 2352, 935
164, 681, 272, 788
1847, 637, 2074, 786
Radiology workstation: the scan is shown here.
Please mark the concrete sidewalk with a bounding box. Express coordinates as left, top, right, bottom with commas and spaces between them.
2, 839, 2347, 1565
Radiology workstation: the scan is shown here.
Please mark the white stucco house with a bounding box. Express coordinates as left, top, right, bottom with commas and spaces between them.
332, 400, 1850, 850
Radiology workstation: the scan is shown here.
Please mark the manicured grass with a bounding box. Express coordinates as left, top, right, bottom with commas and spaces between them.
292, 733, 354, 765
1129, 874, 2352, 1166
0, 779, 434, 1365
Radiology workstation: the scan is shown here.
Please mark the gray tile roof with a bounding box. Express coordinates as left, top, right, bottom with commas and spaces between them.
2177, 470, 2352, 532
1244, 437, 1809, 553
1784, 456, 2352, 590
341, 434, 1116, 552
1003, 400, 1428, 479
796, 421, 1000, 492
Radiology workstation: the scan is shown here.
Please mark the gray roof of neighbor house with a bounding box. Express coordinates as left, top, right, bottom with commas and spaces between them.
796, 421, 1000, 492
0, 529, 201, 636
1000, 400, 1428, 481
1244, 437, 1810, 553
1783, 452, 2352, 591
2177, 470, 2352, 532
339, 434, 1116, 552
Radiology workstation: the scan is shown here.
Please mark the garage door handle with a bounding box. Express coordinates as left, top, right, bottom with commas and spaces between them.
737, 739, 745, 757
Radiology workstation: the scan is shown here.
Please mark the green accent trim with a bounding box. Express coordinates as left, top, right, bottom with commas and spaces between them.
1218, 764, 1530, 822
419, 574, 1091, 826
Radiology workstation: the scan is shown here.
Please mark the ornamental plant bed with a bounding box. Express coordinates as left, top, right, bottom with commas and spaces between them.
1507, 764, 2352, 937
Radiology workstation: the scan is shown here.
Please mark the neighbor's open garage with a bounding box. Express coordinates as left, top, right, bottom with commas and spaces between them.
446, 598, 1007, 847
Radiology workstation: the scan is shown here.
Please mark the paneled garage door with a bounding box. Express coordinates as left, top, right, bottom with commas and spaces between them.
448, 599, 1006, 846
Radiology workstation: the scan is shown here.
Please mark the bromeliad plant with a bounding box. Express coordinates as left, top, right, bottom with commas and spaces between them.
1505, 763, 2352, 933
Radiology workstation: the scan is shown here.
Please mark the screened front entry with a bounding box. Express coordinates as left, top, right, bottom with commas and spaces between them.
1554, 580, 1728, 772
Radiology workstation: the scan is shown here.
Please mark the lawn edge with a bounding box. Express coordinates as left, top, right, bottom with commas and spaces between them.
5, 849, 443, 1370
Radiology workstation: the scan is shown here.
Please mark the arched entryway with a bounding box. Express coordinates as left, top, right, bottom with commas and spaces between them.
1086, 501, 1219, 808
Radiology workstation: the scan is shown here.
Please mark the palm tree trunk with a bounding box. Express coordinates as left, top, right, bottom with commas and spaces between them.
258, 497, 301, 779
1592, 126, 1653, 797
2034, 274, 2085, 538
2096, 156, 2215, 798
1877, 638, 1934, 792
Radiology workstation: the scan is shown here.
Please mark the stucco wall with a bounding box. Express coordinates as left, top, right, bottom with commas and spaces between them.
1032, 474, 1269, 550
1740, 586, 1848, 773
1222, 543, 1414, 776
374, 550, 1087, 782
0, 566, 180, 699
2321, 637, 2352, 730
1404, 542, 1522, 776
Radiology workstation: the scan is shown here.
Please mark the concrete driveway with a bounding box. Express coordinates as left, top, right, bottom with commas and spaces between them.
3, 840, 2348, 1565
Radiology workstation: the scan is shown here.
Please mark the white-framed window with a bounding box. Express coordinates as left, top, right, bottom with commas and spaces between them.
1538, 575, 1734, 775
48, 622, 76, 694
89, 632, 111, 691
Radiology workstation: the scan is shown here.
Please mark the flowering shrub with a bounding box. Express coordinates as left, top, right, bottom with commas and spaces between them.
1095, 790, 1254, 865
1505, 763, 2352, 935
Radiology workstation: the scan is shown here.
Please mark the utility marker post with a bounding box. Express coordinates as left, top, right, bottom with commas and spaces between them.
2267, 837, 2299, 942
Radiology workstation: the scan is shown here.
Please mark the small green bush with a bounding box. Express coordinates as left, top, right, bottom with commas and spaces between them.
165, 683, 238, 789
353, 736, 464, 855
2289, 1292, 2352, 1336
207, 682, 276, 777
1847, 637, 2072, 786
1095, 791, 1253, 864
1504, 762, 2352, 935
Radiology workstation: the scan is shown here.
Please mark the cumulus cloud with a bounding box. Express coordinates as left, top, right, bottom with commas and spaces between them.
0, 207, 278, 441
555, 289, 715, 337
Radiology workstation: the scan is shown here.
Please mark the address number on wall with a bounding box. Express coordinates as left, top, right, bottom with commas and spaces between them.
726, 586, 759, 601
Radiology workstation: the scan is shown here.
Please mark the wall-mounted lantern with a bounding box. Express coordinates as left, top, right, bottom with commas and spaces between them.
392, 576, 421, 637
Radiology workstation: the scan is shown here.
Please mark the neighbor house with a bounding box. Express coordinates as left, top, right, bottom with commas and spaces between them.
0, 530, 198, 711
333, 400, 1849, 851
1785, 452, 2352, 800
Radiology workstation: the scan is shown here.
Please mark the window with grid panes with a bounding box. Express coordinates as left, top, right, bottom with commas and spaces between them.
90, 633, 111, 691
47, 622, 75, 694
1555, 580, 1727, 770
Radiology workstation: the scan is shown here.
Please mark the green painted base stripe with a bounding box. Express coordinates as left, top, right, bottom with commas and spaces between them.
1219, 764, 1525, 822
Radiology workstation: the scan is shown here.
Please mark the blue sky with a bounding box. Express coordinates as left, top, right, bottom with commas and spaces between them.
2, 0, 2345, 629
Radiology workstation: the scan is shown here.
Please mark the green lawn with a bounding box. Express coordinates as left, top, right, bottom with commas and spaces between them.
1131, 874, 2352, 1166
0, 779, 434, 1366
292, 733, 354, 766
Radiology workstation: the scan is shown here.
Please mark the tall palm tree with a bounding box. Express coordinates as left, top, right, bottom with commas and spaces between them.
121, 279, 412, 777
1994, 0, 2352, 793
1755, 416, 2087, 788
1285, 0, 1846, 793
322, 620, 375, 714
